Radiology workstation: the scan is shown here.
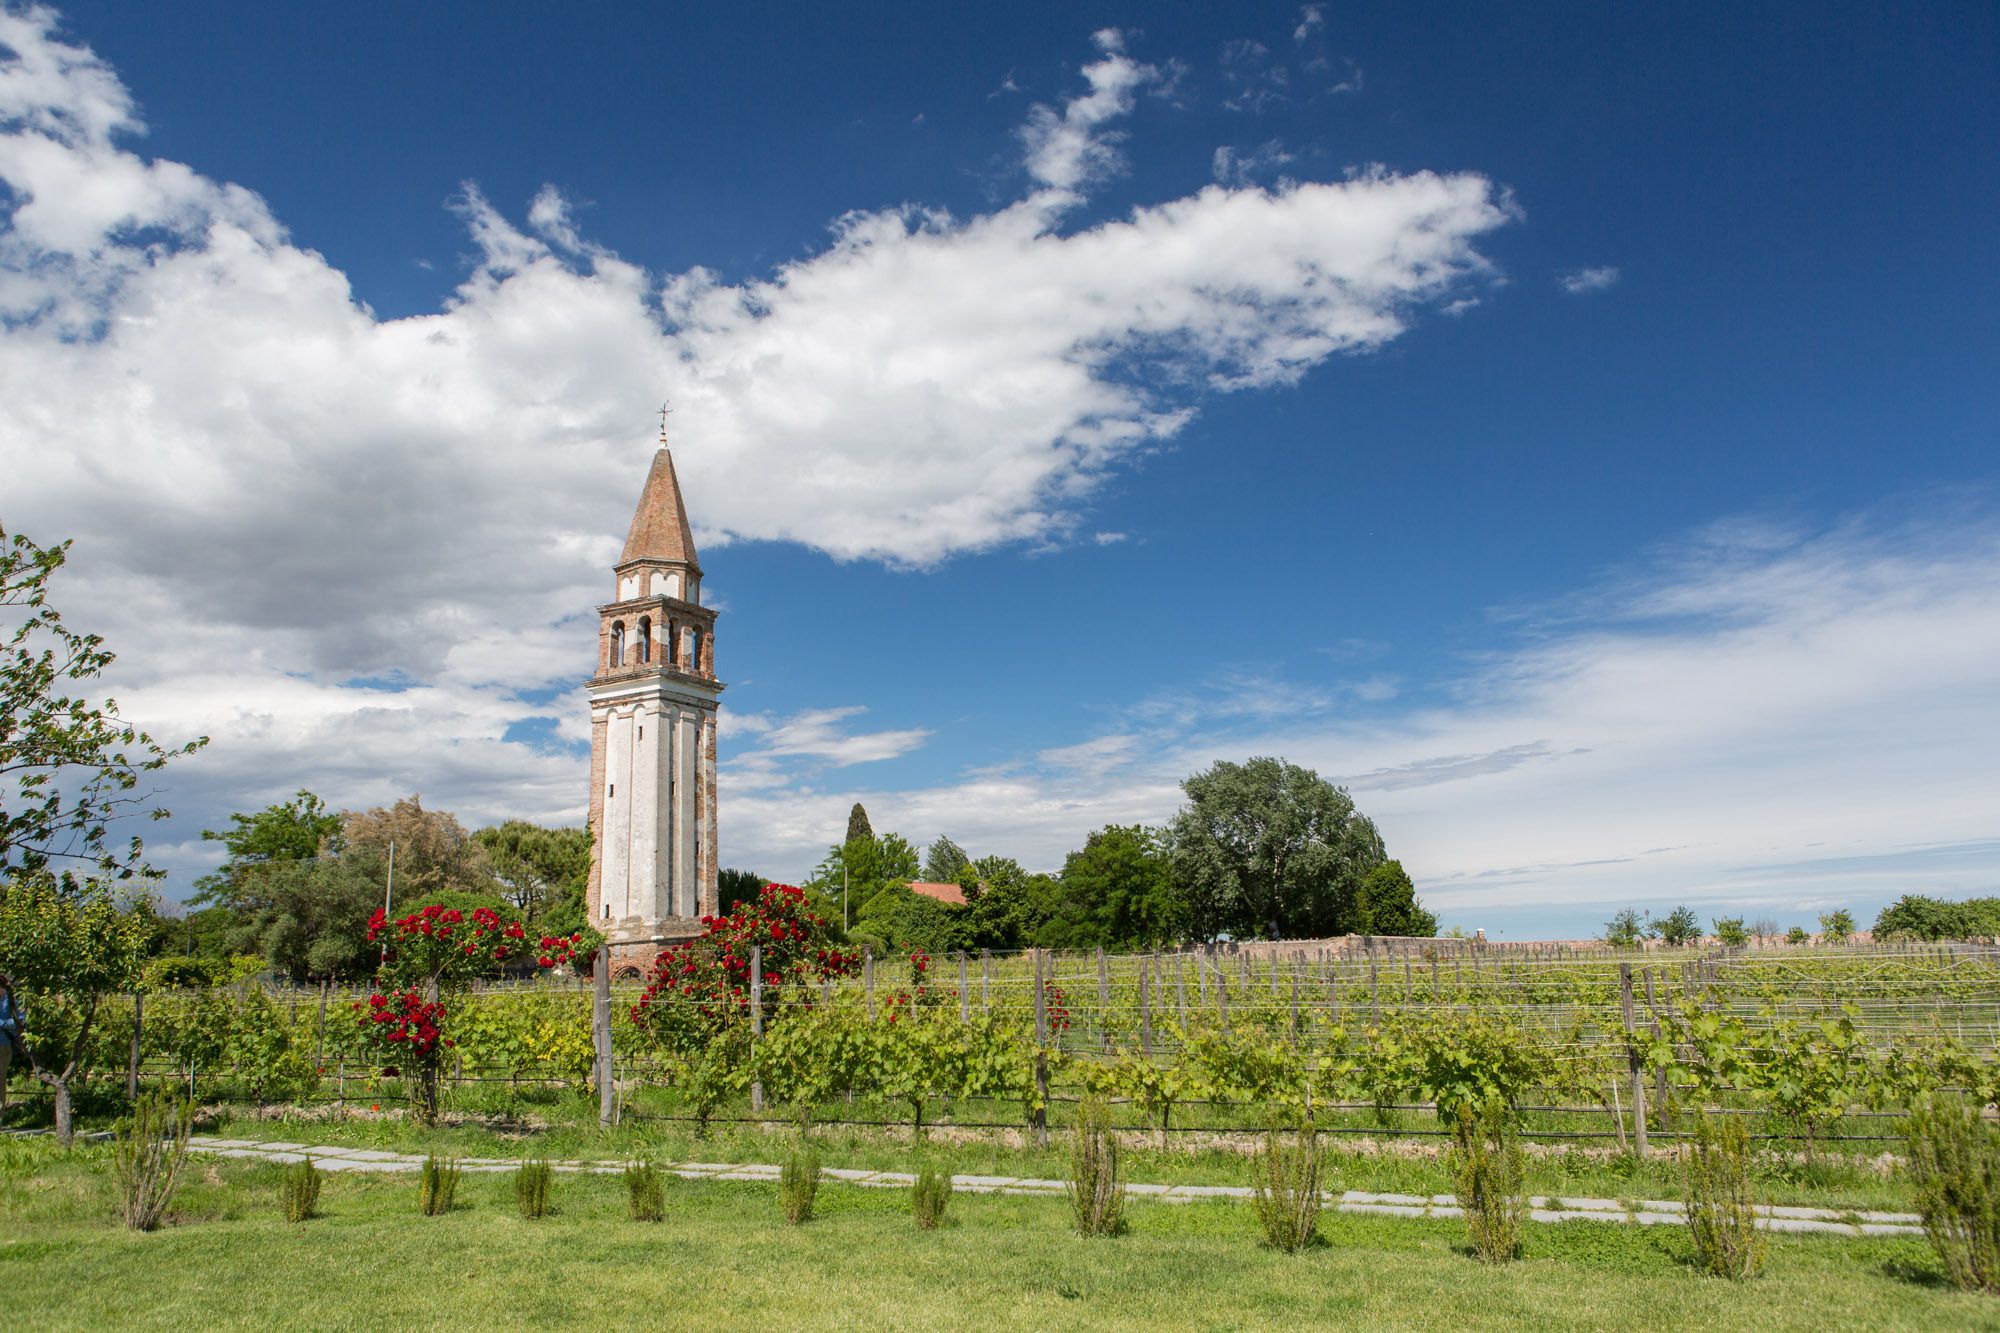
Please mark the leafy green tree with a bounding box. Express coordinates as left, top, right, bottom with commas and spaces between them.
218, 848, 390, 982
1, 527, 207, 880
1051, 825, 1178, 949
471, 821, 590, 924
1652, 906, 1702, 947
845, 802, 874, 847
201, 790, 341, 870
717, 867, 766, 915
1713, 916, 1749, 948
1869, 898, 1990, 941
1167, 757, 1387, 941
963, 863, 1060, 950
1604, 908, 1645, 949
1353, 860, 1437, 938
922, 834, 971, 885
854, 883, 965, 955
806, 830, 919, 926
0, 875, 150, 1141
1786, 925, 1809, 945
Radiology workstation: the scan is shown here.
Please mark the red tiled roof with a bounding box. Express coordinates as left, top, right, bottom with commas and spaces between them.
907, 881, 967, 906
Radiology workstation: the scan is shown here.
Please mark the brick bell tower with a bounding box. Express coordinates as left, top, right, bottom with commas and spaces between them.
585, 435, 722, 969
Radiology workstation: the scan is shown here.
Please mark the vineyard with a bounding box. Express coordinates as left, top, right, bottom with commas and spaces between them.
71, 939, 2000, 1152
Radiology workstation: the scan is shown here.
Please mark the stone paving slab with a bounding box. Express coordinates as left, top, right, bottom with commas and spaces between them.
175, 1136, 1927, 1236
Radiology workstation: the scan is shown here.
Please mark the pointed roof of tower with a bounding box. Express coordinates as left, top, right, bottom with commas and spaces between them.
619, 448, 701, 570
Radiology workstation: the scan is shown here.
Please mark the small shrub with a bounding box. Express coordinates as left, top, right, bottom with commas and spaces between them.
280, 1155, 323, 1224
1905, 1094, 2000, 1292
780, 1145, 821, 1226
113, 1090, 191, 1231
1683, 1110, 1765, 1279
1786, 926, 1809, 946
1450, 1098, 1525, 1263
418, 1154, 460, 1216
516, 1156, 554, 1219
1251, 1120, 1324, 1252
626, 1159, 665, 1222
1067, 1096, 1126, 1237
913, 1162, 953, 1231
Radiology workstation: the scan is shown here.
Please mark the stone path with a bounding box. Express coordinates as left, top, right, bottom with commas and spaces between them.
188, 1136, 1924, 1239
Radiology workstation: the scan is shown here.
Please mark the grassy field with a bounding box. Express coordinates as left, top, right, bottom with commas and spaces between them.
0, 1137, 1987, 1331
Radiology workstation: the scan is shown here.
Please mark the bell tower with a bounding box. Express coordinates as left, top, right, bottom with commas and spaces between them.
585, 438, 722, 961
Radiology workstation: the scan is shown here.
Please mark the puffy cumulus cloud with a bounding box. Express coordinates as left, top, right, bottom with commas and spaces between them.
0, 9, 1507, 888
722, 503, 2000, 932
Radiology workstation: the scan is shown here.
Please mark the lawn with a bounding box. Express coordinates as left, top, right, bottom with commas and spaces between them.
0, 1138, 1988, 1331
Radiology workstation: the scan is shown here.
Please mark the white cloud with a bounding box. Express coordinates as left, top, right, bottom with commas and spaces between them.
1211, 139, 1295, 187
1559, 265, 1620, 293
1293, 6, 1326, 44
0, 11, 1508, 891
713, 503, 2000, 929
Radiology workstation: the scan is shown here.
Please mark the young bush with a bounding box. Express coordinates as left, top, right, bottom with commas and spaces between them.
912, 1162, 953, 1231
1067, 1096, 1126, 1237
113, 1090, 192, 1231
280, 1155, 322, 1224
780, 1145, 821, 1226
1905, 1094, 2000, 1292
1450, 1098, 1525, 1263
1683, 1110, 1766, 1279
418, 1154, 460, 1216
626, 1159, 665, 1222
1251, 1120, 1324, 1252
515, 1156, 554, 1219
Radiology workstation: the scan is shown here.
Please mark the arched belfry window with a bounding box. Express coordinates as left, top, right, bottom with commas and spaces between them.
667, 620, 679, 667
609, 621, 626, 667
691, 627, 704, 674
637, 616, 652, 663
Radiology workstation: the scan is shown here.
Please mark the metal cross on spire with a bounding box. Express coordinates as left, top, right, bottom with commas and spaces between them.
658, 400, 672, 445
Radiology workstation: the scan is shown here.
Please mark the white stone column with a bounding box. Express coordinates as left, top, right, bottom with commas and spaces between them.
602, 708, 632, 919
631, 700, 662, 920
675, 705, 697, 916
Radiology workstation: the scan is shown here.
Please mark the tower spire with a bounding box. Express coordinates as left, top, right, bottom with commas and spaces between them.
620, 444, 700, 571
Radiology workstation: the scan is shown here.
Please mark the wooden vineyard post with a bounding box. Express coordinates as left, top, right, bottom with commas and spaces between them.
1369, 956, 1380, 1023
981, 949, 991, 1013
750, 945, 765, 1114
1289, 968, 1301, 1041
864, 947, 875, 1020
1139, 962, 1154, 1055
315, 978, 330, 1070
1215, 968, 1231, 1034
1096, 947, 1111, 1052
1196, 949, 1210, 1005
1032, 950, 1050, 1148
1645, 967, 1668, 1129
1269, 954, 1282, 1002
958, 951, 970, 1023
1404, 955, 1413, 999
1431, 953, 1439, 1002
127, 992, 142, 1100
1619, 963, 1648, 1158
594, 955, 614, 1128
1239, 951, 1249, 991
1175, 952, 1188, 1023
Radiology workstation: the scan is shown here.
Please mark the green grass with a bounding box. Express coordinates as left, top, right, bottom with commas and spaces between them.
0, 1138, 1987, 1330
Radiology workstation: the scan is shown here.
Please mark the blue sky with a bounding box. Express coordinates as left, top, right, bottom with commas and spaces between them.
2, 2, 1996, 937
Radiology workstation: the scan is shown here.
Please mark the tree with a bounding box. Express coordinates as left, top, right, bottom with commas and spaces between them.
1051, 825, 1179, 949
922, 835, 971, 885
217, 847, 391, 982
1167, 757, 1386, 941
1713, 916, 1749, 948
202, 790, 341, 869
1652, 906, 1701, 947
717, 867, 766, 915
853, 883, 965, 955
0, 875, 150, 1142
1353, 860, 1437, 938
845, 802, 874, 847
341, 795, 496, 898
805, 830, 919, 926
1824, 896, 1864, 940
1, 527, 207, 880
470, 821, 590, 924
1786, 925, 1809, 945
1750, 917, 1780, 946
1604, 909, 1645, 949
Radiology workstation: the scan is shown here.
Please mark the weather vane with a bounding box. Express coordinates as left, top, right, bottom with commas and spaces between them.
658, 400, 672, 444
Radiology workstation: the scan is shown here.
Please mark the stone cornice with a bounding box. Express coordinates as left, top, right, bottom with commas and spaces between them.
585, 670, 724, 705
